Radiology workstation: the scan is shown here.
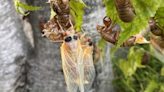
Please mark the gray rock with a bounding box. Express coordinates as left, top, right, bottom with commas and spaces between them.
0, 0, 32, 92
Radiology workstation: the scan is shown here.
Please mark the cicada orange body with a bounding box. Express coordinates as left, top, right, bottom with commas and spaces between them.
60, 26, 95, 92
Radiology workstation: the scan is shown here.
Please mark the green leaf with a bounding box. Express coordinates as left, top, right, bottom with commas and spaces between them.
161, 66, 164, 76
134, 48, 146, 68
119, 47, 145, 78
119, 59, 137, 78
104, 0, 162, 47
159, 84, 164, 91
14, 0, 24, 15
97, 39, 106, 57
69, 0, 86, 31
18, 7, 29, 16
104, 0, 121, 23
79, 0, 88, 7
50, 8, 56, 19
144, 81, 158, 92
149, 44, 154, 55
110, 46, 118, 58
14, 0, 41, 15
159, 1, 164, 7
18, 2, 41, 11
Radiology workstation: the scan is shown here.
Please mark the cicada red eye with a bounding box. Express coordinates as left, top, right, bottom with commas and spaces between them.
63, 32, 67, 36
75, 30, 78, 34
88, 38, 92, 42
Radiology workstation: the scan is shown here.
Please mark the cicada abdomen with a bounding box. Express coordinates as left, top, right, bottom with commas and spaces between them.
50, 0, 75, 29
148, 17, 164, 36
114, 0, 136, 22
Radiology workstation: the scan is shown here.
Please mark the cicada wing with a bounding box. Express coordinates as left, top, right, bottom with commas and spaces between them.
61, 41, 84, 92
150, 39, 164, 63
83, 46, 95, 91
76, 41, 84, 92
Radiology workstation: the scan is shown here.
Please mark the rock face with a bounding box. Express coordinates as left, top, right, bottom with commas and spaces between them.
0, 0, 115, 92
0, 0, 32, 92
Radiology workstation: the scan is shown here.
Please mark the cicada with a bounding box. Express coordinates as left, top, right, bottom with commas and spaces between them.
114, 0, 136, 22
60, 26, 95, 92
97, 16, 149, 47
93, 44, 103, 68
148, 17, 164, 36
43, 16, 64, 43
149, 34, 164, 55
49, 0, 76, 29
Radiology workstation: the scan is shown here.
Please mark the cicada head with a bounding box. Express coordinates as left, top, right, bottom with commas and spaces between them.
64, 27, 79, 52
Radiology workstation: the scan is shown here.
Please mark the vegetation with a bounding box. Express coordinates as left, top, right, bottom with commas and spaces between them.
111, 44, 164, 92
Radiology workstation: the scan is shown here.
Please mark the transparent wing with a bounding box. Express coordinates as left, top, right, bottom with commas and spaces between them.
150, 39, 164, 63
83, 46, 95, 91
61, 41, 84, 92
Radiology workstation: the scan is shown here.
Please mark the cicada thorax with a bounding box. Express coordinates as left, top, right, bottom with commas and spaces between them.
80, 36, 93, 50
50, 0, 75, 29
148, 17, 164, 36
43, 16, 64, 42
115, 0, 136, 22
